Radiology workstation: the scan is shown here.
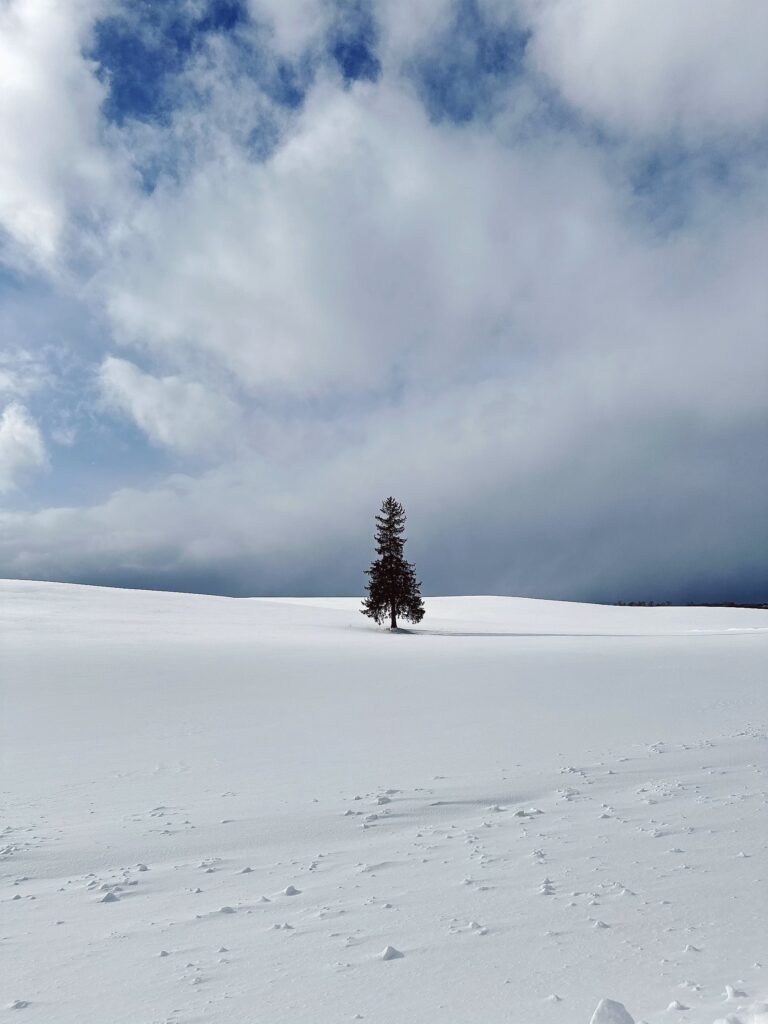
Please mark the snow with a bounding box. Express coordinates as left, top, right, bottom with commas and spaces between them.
590, 999, 636, 1024
1, 579, 767, 1023
379, 945, 404, 961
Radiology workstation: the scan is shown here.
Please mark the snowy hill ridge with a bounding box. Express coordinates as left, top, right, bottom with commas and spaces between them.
2, 578, 768, 639
2, 581, 767, 1023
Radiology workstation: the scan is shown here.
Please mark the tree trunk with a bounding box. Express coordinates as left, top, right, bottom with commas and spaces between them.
390, 604, 397, 630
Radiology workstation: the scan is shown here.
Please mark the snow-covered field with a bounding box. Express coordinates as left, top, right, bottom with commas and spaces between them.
2, 580, 767, 1024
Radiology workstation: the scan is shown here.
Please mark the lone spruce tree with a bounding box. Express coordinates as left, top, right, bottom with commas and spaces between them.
362, 497, 425, 630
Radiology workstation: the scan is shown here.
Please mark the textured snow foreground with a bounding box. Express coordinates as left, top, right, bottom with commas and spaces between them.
2, 582, 767, 1024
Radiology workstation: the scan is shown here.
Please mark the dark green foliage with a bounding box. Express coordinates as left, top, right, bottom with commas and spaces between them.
361, 497, 425, 629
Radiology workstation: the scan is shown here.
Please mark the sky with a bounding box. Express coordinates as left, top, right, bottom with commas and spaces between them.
0, 0, 767, 602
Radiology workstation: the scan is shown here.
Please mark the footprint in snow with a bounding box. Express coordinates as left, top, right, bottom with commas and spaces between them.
724, 984, 747, 999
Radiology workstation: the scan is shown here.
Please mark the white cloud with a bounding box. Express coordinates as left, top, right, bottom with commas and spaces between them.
246, 0, 327, 55
376, 0, 454, 61
522, 0, 768, 139
0, 348, 50, 399
99, 356, 245, 458
0, 0, 123, 270
101, 70, 768, 419
0, 402, 48, 493
101, 77, 619, 396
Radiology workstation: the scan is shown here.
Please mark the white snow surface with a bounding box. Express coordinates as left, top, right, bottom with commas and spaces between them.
1, 580, 767, 1023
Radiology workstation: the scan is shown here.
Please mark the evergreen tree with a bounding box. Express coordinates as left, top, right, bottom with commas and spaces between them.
361, 497, 425, 629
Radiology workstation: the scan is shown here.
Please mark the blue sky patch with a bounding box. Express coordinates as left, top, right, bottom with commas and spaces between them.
327, 0, 381, 83
87, 0, 249, 125
409, 0, 530, 123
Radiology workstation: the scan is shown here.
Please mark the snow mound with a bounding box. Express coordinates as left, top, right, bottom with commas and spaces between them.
589, 999, 635, 1024
380, 945, 404, 961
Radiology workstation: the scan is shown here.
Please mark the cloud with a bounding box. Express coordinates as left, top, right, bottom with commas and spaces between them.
100, 69, 768, 414
0, 402, 48, 493
521, 0, 768, 140
0, 0, 766, 601
0, 0, 124, 271
246, 0, 327, 55
99, 356, 244, 457
101, 76, 619, 398
0, 348, 51, 400
1, 371, 765, 600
